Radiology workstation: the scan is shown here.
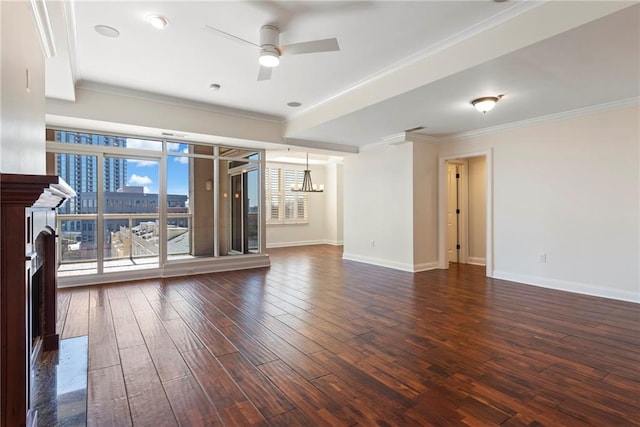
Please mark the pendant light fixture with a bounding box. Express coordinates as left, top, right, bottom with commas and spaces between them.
291, 153, 324, 192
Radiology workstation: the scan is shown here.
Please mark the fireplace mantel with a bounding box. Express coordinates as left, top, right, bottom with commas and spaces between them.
0, 173, 73, 427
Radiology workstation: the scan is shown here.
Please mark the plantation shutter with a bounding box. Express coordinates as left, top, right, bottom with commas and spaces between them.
265, 166, 308, 223
265, 167, 282, 223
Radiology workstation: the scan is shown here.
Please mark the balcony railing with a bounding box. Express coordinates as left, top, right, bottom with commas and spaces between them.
57, 213, 192, 276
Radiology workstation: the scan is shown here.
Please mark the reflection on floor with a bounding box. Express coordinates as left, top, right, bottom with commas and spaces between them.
32, 336, 88, 426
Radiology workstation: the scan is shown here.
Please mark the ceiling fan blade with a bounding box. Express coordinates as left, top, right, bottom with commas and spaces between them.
257, 66, 272, 81
205, 25, 260, 48
280, 38, 339, 55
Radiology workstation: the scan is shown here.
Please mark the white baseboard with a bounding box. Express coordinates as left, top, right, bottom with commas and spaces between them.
266, 239, 343, 248
492, 270, 639, 303
267, 240, 326, 248
342, 253, 438, 273
414, 261, 439, 272
467, 257, 486, 266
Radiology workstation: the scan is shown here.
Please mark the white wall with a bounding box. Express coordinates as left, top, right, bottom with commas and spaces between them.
413, 142, 439, 269
47, 87, 283, 145
441, 106, 639, 302
467, 156, 486, 264
265, 162, 328, 248
1, 1, 46, 174
343, 142, 415, 271
324, 162, 344, 245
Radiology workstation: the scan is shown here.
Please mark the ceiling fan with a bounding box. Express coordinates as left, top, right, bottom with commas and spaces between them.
205, 24, 340, 81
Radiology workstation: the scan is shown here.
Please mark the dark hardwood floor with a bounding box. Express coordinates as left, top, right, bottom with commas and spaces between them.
45, 245, 639, 426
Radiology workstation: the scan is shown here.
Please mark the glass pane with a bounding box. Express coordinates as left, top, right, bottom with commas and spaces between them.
104, 157, 160, 270
247, 169, 259, 253
168, 217, 191, 257
55, 153, 98, 215
57, 219, 97, 276
54, 152, 99, 276
166, 149, 193, 259
230, 174, 243, 253
103, 217, 160, 273
52, 130, 162, 151
219, 147, 260, 159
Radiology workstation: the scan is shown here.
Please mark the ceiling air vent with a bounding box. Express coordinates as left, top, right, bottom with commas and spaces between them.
404, 126, 425, 133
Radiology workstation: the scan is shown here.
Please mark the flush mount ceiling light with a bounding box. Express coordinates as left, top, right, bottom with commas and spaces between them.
94, 25, 120, 38
146, 14, 169, 29
471, 95, 503, 114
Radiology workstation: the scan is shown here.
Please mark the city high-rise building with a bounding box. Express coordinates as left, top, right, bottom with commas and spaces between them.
54, 131, 128, 214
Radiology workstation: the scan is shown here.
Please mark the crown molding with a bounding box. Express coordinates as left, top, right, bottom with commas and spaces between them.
382, 133, 407, 145
379, 132, 443, 146
282, 138, 359, 154
63, 0, 80, 81
293, 0, 544, 118
451, 97, 640, 140
405, 133, 443, 144
74, 81, 285, 124
30, 0, 57, 58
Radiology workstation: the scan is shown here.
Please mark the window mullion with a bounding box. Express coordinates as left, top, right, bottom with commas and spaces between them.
96, 152, 104, 274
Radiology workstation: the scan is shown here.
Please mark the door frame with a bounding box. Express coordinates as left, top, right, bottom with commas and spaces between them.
228, 163, 260, 255
438, 148, 493, 277
446, 160, 469, 264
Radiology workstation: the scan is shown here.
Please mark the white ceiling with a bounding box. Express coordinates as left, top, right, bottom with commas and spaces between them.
45, 0, 640, 151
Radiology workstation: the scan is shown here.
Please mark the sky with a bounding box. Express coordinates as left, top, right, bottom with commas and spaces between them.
123, 139, 258, 207
125, 139, 189, 196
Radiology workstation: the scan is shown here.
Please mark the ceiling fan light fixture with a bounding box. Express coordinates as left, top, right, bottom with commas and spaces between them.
259, 48, 280, 67
471, 96, 502, 114
146, 14, 169, 30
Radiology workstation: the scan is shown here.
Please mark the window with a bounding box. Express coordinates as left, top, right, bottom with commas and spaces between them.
48, 129, 264, 279
265, 166, 307, 224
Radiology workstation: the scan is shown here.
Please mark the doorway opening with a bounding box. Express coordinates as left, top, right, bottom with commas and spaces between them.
229, 168, 260, 254
439, 151, 492, 276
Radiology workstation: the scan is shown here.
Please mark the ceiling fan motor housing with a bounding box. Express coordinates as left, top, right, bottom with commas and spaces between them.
260, 25, 280, 52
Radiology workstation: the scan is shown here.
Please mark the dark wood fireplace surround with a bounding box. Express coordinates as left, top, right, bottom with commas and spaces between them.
0, 173, 73, 427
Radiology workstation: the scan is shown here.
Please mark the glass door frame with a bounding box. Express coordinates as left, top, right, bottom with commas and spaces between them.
227, 162, 260, 255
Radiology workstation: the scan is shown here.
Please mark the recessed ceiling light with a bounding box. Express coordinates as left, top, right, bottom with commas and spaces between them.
287, 101, 302, 107
94, 25, 120, 38
146, 14, 169, 30
210, 83, 221, 91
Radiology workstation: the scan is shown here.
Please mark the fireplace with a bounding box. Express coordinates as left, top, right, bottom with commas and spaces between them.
0, 174, 74, 427
30, 226, 58, 361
